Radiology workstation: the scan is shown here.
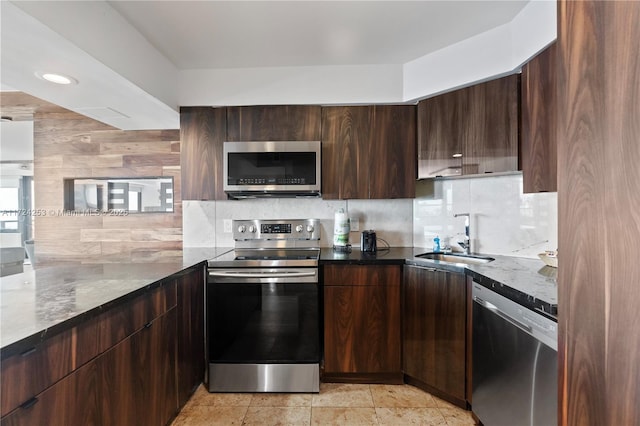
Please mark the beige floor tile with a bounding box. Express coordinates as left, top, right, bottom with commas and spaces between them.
370, 384, 437, 408
243, 406, 312, 426
375, 407, 448, 426
311, 383, 374, 407
171, 405, 247, 426
439, 407, 476, 425
431, 396, 460, 409
187, 385, 253, 407
250, 393, 313, 407
311, 407, 379, 425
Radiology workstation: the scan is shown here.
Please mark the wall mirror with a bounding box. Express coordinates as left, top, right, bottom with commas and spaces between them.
64, 177, 174, 213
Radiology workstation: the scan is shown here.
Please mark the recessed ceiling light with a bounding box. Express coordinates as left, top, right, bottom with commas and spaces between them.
35, 71, 78, 85
452, 153, 463, 158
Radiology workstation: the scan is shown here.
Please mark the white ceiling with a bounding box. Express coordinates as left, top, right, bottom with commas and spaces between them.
107, 1, 528, 69
1, 0, 555, 130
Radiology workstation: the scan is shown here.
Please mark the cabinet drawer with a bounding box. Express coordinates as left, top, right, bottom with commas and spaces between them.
0, 360, 100, 426
97, 281, 177, 353
323, 265, 400, 287
0, 320, 98, 416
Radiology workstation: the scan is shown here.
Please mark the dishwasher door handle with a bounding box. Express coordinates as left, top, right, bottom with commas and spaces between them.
473, 296, 533, 333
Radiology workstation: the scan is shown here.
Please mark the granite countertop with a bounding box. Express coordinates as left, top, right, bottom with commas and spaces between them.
323, 246, 557, 319
0, 248, 231, 356
2, 246, 557, 356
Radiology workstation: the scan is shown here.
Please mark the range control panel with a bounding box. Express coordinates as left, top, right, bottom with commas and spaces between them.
233, 219, 320, 242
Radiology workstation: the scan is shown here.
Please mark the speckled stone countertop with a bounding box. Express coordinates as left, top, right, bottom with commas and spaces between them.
0, 248, 232, 357
2, 246, 556, 356
323, 247, 558, 319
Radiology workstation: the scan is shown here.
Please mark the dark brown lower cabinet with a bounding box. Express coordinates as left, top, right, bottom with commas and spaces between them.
0, 361, 101, 426
2, 309, 177, 426
323, 264, 402, 383
100, 309, 178, 426
0, 265, 206, 426
176, 266, 205, 407
402, 265, 467, 407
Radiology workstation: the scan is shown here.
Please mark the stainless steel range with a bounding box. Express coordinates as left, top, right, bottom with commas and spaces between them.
206, 219, 321, 393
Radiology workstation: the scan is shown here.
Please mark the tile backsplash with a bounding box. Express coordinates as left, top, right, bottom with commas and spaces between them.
184, 173, 557, 259
183, 198, 414, 248
413, 173, 557, 258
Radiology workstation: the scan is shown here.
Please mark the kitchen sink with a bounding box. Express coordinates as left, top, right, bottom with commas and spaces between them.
416, 252, 495, 264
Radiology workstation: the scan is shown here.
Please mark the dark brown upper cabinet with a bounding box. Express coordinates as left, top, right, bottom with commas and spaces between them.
322, 105, 416, 200
226, 105, 321, 141
180, 107, 226, 200
417, 91, 464, 178
521, 42, 557, 193
417, 74, 519, 179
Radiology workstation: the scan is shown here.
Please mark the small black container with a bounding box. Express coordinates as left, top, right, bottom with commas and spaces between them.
361, 230, 377, 253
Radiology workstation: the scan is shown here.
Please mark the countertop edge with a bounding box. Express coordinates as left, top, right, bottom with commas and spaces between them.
0, 261, 206, 359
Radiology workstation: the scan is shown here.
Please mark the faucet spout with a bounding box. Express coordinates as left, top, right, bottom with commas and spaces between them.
454, 213, 471, 254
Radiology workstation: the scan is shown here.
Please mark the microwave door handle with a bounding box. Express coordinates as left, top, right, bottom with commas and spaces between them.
208, 271, 316, 279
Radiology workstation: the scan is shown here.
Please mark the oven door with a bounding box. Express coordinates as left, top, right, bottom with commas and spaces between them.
207, 267, 320, 392
208, 268, 319, 363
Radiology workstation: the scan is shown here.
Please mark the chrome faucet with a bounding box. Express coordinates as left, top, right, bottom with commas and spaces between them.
454, 213, 471, 254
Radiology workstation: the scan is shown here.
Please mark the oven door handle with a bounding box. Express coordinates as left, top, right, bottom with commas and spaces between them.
208, 271, 317, 279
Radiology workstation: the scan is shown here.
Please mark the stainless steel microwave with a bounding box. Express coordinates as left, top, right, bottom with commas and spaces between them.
223, 141, 321, 198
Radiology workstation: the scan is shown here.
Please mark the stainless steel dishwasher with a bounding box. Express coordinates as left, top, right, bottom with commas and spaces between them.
472, 282, 557, 426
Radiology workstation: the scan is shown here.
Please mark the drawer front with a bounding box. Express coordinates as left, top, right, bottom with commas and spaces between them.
0, 320, 98, 416
97, 281, 177, 353
323, 264, 401, 287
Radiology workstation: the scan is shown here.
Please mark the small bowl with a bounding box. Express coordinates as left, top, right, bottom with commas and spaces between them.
538, 251, 558, 268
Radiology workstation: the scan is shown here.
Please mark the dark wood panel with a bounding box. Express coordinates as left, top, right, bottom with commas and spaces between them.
323, 265, 401, 377
324, 284, 401, 375
370, 105, 416, 199
603, 3, 640, 425
417, 92, 463, 178
1, 360, 100, 426
180, 106, 226, 200
521, 42, 558, 193
97, 281, 176, 353
226, 105, 321, 141
557, 1, 607, 425
323, 264, 400, 287
0, 321, 98, 416
176, 267, 205, 407
402, 265, 466, 402
321, 106, 372, 199
98, 309, 178, 426
463, 75, 519, 174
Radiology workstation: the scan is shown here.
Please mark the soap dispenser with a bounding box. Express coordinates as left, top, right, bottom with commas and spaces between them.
433, 236, 441, 253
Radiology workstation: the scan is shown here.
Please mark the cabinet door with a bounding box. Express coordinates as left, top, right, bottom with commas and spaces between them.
370, 106, 416, 199
403, 265, 466, 403
417, 92, 463, 178
1, 321, 98, 416
180, 107, 226, 200
176, 266, 205, 407
463, 75, 519, 174
323, 265, 401, 379
321, 105, 416, 199
99, 309, 178, 426
321, 106, 372, 199
521, 43, 557, 193
227, 105, 321, 141
0, 361, 100, 426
